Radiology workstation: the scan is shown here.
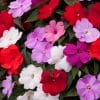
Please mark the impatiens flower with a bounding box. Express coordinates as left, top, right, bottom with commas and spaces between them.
45, 20, 65, 43
38, 0, 60, 20
41, 69, 67, 96
33, 84, 59, 100
0, 10, 14, 37
55, 56, 72, 72
48, 45, 64, 64
8, 0, 32, 18
2, 75, 15, 98
64, 41, 91, 67
73, 18, 100, 43
0, 45, 23, 75
32, 41, 52, 63
32, 0, 43, 6
25, 27, 45, 49
76, 74, 100, 100
0, 27, 23, 48
89, 39, 100, 61
48, 45, 72, 72
97, 74, 100, 81
88, 2, 100, 28
63, 2, 87, 25
17, 90, 34, 100
19, 64, 43, 89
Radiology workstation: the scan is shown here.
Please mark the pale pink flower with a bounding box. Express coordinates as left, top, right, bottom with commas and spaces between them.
45, 20, 65, 43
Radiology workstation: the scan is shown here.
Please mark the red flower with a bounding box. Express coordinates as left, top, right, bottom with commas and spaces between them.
63, 2, 87, 25
0, 45, 23, 75
41, 69, 67, 96
38, 0, 60, 20
0, 10, 14, 37
89, 39, 100, 61
88, 2, 100, 28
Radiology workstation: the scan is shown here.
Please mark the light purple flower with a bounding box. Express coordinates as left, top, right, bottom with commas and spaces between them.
76, 74, 100, 100
63, 41, 91, 67
32, 41, 52, 63
73, 18, 100, 43
25, 27, 45, 49
97, 74, 100, 81
9, 0, 32, 18
1, 75, 15, 98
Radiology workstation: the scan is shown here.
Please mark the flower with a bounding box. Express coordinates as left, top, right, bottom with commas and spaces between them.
0, 45, 23, 75
32, 41, 52, 63
41, 69, 67, 96
89, 39, 100, 61
38, 0, 60, 20
55, 56, 72, 72
48, 45, 64, 64
25, 27, 45, 49
0, 10, 14, 37
32, 0, 43, 6
0, 27, 23, 48
19, 64, 43, 89
33, 84, 59, 100
73, 18, 100, 43
63, 2, 87, 25
17, 90, 34, 100
64, 41, 91, 67
45, 20, 65, 43
88, 2, 100, 28
2, 75, 15, 98
48, 45, 72, 72
97, 74, 100, 81
76, 74, 100, 100
8, 0, 32, 18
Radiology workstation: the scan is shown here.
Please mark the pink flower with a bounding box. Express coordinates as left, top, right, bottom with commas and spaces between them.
45, 20, 65, 43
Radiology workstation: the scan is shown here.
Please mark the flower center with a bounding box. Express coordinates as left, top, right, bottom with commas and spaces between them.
87, 85, 91, 90
53, 29, 57, 34
31, 74, 34, 78
77, 13, 80, 17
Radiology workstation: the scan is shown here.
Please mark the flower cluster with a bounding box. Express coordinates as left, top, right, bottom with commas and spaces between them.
0, 0, 100, 100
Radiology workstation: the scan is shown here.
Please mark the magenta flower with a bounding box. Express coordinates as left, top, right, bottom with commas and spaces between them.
63, 41, 91, 67
73, 18, 100, 43
32, 41, 52, 63
25, 27, 45, 49
76, 74, 100, 100
9, 0, 32, 18
1, 75, 15, 98
45, 20, 65, 43
32, 0, 42, 6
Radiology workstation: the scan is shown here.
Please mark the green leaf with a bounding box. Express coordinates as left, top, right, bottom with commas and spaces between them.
64, 0, 78, 5
26, 9, 38, 22
81, 65, 89, 74
93, 61, 100, 74
72, 67, 78, 79
66, 88, 77, 97
14, 18, 24, 30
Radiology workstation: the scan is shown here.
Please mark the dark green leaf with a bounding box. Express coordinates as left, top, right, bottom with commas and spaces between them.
93, 61, 100, 74
64, 0, 79, 5
26, 9, 38, 22
72, 67, 78, 79
81, 65, 89, 74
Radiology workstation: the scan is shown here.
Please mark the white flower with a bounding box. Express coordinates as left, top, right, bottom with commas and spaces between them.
33, 84, 59, 100
19, 64, 43, 89
0, 27, 22, 48
17, 85, 59, 100
55, 56, 72, 72
48, 46, 64, 64
17, 91, 34, 100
